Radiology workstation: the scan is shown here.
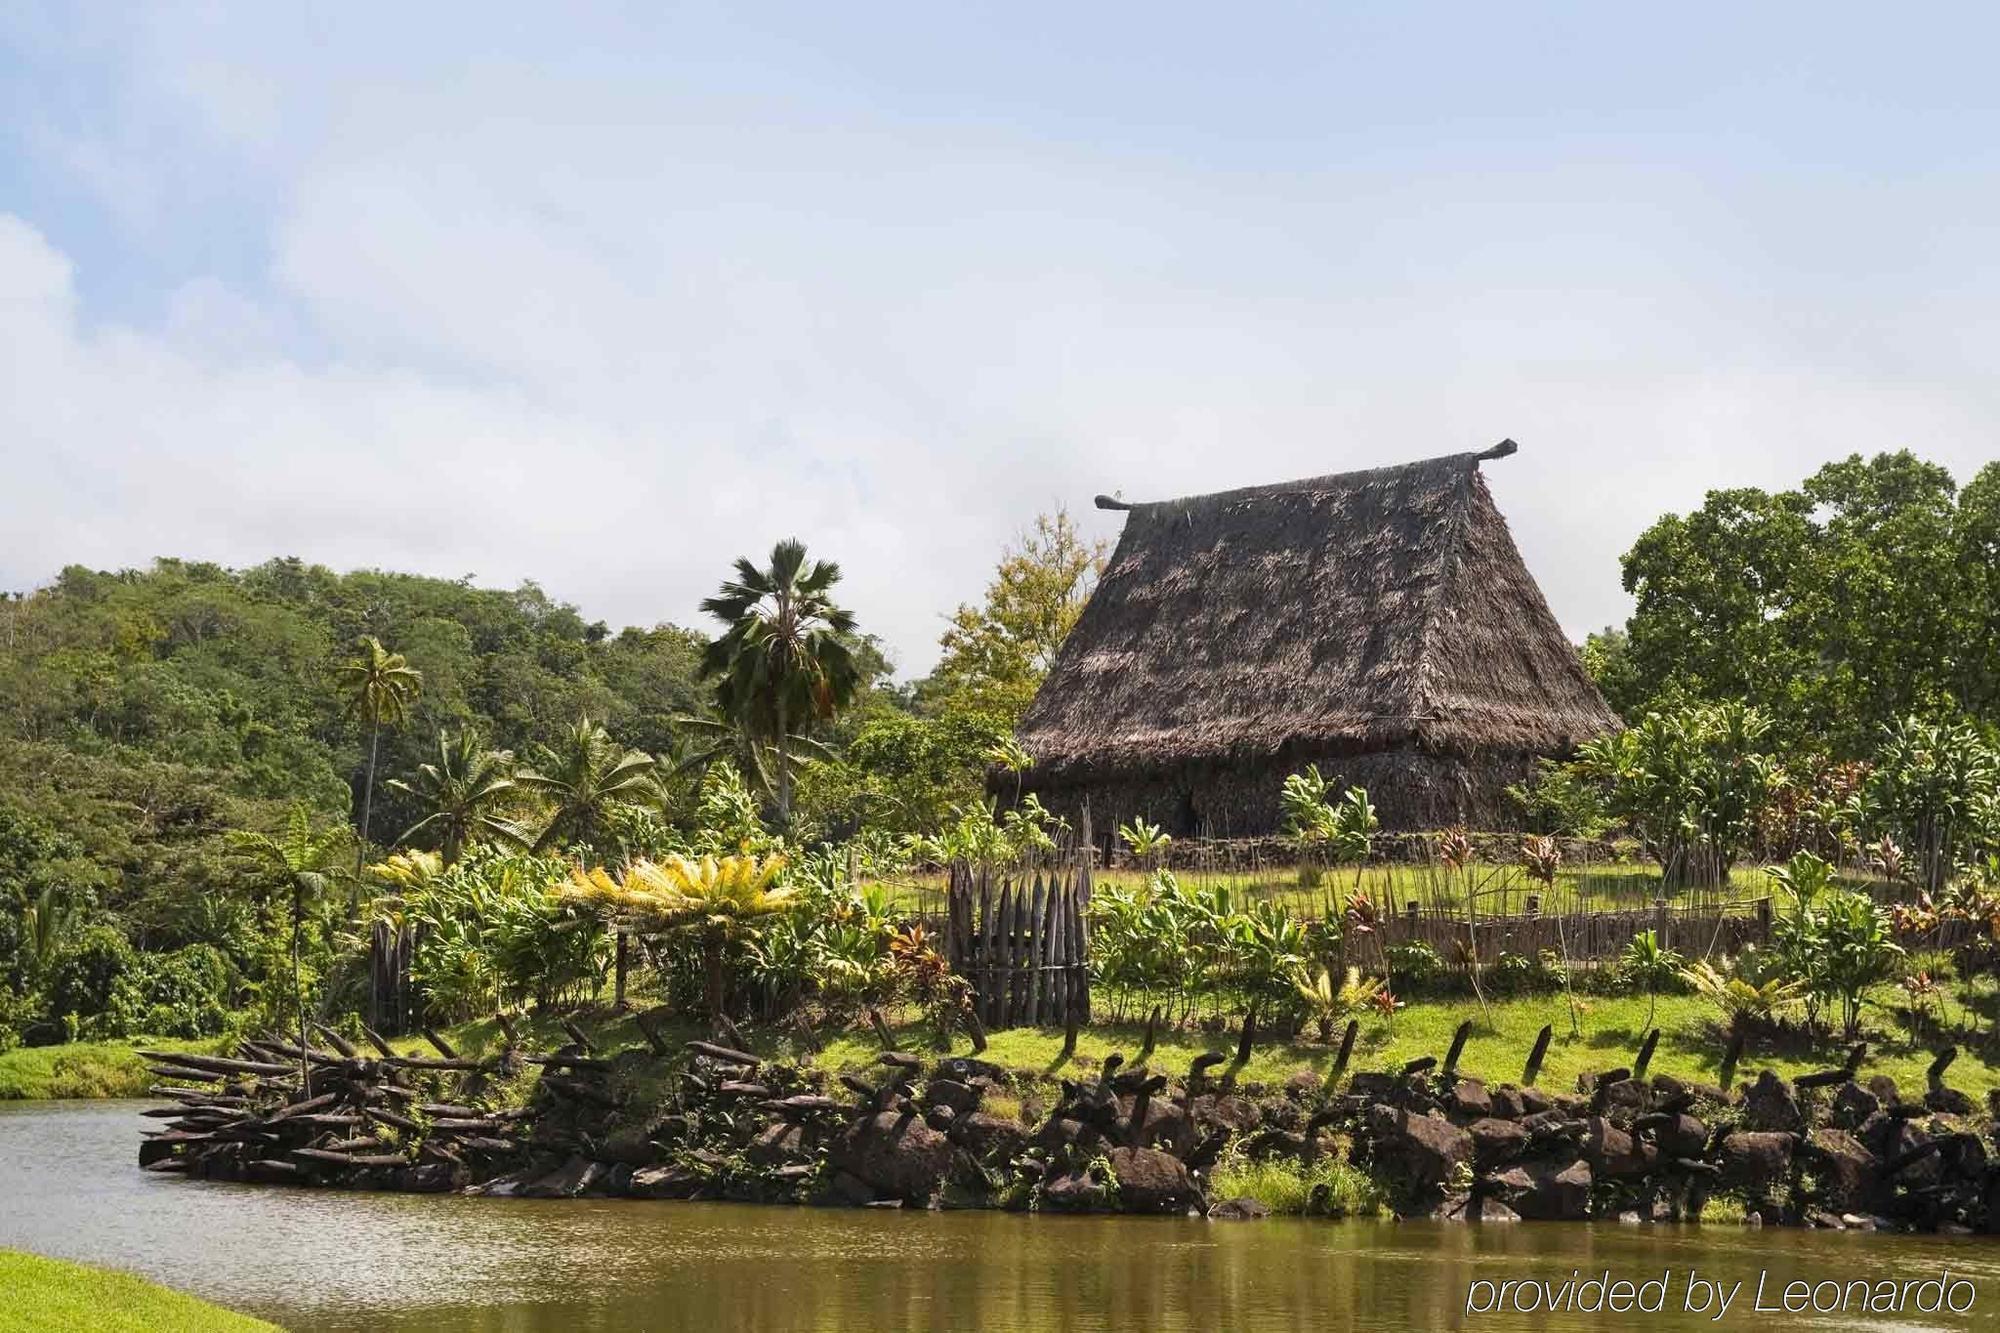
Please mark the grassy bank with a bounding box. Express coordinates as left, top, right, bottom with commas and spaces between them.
402, 987, 2000, 1117
0, 1250, 276, 1332
0, 1039, 210, 1101
26, 985, 1994, 1110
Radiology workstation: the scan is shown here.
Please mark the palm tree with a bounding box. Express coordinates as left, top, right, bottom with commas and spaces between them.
518, 717, 658, 854
699, 539, 862, 826
334, 636, 422, 871
227, 804, 349, 1080
388, 729, 529, 864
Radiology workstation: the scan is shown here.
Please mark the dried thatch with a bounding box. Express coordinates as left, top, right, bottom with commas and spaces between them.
1014, 440, 1620, 834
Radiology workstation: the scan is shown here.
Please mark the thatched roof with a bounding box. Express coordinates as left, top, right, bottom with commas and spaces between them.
1017, 441, 1620, 778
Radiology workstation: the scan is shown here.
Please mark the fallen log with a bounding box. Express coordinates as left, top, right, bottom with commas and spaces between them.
685, 1040, 758, 1067
357, 1024, 399, 1060
266, 1092, 340, 1122
422, 1027, 460, 1060
292, 1148, 408, 1168
138, 1051, 294, 1078
313, 1023, 361, 1060
366, 1107, 422, 1134
385, 1055, 493, 1072
145, 1065, 230, 1086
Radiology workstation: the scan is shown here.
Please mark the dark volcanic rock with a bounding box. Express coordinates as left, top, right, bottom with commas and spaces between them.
1924, 1085, 1974, 1116
628, 1163, 701, 1199
952, 1111, 1029, 1162
1741, 1071, 1804, 1133
922, 1078, 982, 1116
1805, 1129, 1879, 1212
1492, 1158, 1592, 1220
1488, 1085, 1527, 1120
1719, 1131, 1795, 1187
1391, 1111, 1474, 1191
520, 1155, 604, 1199
1467, 1117, 1531, 1168
830, 1111, 952, 1203
1449, 1078, 1492, 1119
1194, 1094, 1264, 1133
1107, 1146, 1200, 1214
1041, 1168, 1110, 1212
1831, 1083, 1879, 1131
1585, 1116, 1657, 1178
935, 1057, 1009, 1086
1208, 1196, 1271, 1221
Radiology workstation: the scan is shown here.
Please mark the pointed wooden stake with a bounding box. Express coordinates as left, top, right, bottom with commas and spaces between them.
1443, 1020, 1472, 1076
1633, 1028, 1660, 1082
1718, 1028, 1746, 1092
1523, 1024, 1552, 1087
1329, 1019, 1358, 1086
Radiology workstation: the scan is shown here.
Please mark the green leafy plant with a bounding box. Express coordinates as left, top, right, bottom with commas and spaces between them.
1575, 701, 1778, 889
1679, 959, 1802, 1035
1117, 817, 1172, 869
1617, 928, 1684, 1029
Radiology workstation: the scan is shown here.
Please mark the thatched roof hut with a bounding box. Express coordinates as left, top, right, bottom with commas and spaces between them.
1013, 440, 1620, 840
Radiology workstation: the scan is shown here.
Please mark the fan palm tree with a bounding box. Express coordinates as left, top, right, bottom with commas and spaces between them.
699, 539, 862, 826
333, 636, 422, 871
518, 717, 658, 854
388, 729, 529, 864
226, 804, 349, 1080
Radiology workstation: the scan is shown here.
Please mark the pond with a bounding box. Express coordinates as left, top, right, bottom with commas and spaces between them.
2, 1100, 1996, 1330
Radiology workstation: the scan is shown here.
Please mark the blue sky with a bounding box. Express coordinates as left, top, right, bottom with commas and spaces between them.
5, 3, 1999, 671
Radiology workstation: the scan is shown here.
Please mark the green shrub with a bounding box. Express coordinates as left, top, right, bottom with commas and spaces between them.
1384, 941, 1447, 995
1484, 950, 1565, 997
135, 945, 235, 1038
42, 925, 143, 1038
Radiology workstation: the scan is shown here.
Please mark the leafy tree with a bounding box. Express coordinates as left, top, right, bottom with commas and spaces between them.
1574, 701, 1777, 888
387, 729, 529, 864
928, 509, 1108, 724
333, 636, 422, 868
225, 804, 349, 1077
700, 539, 863, 826
1863, 715, 2000, 891
518, 717, 659, 855
1619, 452, 2000, 749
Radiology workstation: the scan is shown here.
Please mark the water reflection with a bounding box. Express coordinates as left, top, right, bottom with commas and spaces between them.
2, 1100, 1996, 1330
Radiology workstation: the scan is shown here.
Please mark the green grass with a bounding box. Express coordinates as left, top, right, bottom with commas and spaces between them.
762, 989, 2000, 1103
1206, 1156, 1385, 1215
0, 1038, 211, 1100
19, 976, 1990, 1117
0, 1250, 277, 1332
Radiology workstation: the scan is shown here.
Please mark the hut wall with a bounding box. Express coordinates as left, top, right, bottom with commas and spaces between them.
1018, 745, 1541, 844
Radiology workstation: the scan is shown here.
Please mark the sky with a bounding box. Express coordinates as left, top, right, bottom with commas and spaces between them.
4, 3, 1999, 676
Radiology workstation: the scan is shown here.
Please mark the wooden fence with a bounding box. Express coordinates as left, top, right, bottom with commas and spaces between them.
367, 919, 418, 1035
942, 862, 1093, 1028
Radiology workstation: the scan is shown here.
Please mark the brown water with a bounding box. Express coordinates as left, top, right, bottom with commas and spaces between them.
3, 1100, 1998, 1331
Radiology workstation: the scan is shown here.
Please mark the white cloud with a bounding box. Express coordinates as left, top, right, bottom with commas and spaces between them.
7, 14, 2000, 675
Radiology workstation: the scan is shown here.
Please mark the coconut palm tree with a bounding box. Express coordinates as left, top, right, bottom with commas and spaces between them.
699, 539, 862, 826
334, 636, 422, 870
388, 729, 529, 865
226, 804, 349, 1080
518, 717, 658, 854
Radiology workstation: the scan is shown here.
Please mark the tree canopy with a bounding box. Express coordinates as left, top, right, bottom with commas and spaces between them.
1611, 450, 2000, 750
